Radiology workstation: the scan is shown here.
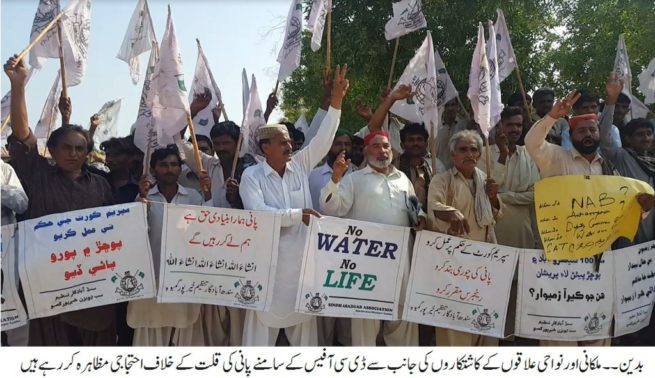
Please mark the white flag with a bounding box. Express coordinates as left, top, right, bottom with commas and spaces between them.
630, 96, 651, 119
389, 32, 439, 137
486, 21, 502, 128
384, 0, 427, 41
277, 0, 303, 81
29, 0, 91, 86
116, 0, 156, 85
434, 49, 458, 107
240, 75, 265, 158
151, 6, 190, 142
189, 40, 223, 137
294, 112, 313, 146
1, 68, 38, 138
468, 23, 491, 138
638, 57, 655, 105
614, 34, 633, 98
132, 43, 164, 154
494, 9, 516, 83
242, 68, 250, 119
92, 99, 122, 146
309, 0, 331, 52
34, 71, 62, 139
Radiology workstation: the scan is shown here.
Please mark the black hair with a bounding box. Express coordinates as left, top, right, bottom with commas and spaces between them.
190, 134, 212, 148
46, 124, 93, 153
352, 135, 364, 146
617, 93, 631, 105
399, 123, 428, 142
533, 88, 555, 102
573, 89, 599, 109
623, 118, 654, 137
210, 121, 240, 142
293, 128, 305, 142
508, 92, 531, 106
100, 137, 137, 155
149, 145, 181, 169
501, 106, 524, 121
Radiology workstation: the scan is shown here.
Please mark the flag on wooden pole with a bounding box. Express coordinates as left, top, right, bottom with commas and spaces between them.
277, 0, 303, 81
116, 0, 156, 85
613, 34, 651, 119
189, 40, 223, 137
132, 43, 162, 154
92, 99, 122, 146
638, 58, 655, 105
240, 75, 265, 158
34, 71, 62, 139
494, 9, 516, 84
434, 48, 459, 108
486, 21, 502, 128
384, 0, 427, 40
308, 0, 331, 52
468, 23, 491, 138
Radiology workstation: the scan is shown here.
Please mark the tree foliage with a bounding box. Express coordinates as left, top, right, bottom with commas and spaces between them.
280, 0, 654, 131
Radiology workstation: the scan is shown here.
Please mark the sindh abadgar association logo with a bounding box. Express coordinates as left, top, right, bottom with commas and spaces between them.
112, 270, 145, 297
304, 292, 328, 313
471, 308, 498, 331
584, 312, 606, 335
234, 279, 262, 305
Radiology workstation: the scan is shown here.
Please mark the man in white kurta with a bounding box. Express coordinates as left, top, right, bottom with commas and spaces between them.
238, 66, 349, 346
128, 147, 208, 346
320, 131, 422, 346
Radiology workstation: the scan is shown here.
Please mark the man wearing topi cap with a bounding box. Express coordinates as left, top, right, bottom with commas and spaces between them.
238, 65, 350, 346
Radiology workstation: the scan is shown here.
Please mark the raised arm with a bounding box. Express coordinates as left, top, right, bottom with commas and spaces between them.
4, 55, 30, 141
599, 72, 622, 153
320, 151, 354, 217
296, 64, 349, 169
367, 85, 413, 132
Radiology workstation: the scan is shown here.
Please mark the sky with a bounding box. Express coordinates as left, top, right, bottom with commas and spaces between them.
1, 0, 290, 139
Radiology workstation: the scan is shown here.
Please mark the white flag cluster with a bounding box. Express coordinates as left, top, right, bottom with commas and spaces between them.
638, 58, 655, 105
389, 31, 439, 137
29, 0, 91, 86
277, 0, 303, 81
434, 49, 458, 107
308, 0, 331, 52
150, 6, 190, 142
34, 71, 62, 139
613, 34, 651, 119
468, 23, 492, 138
240, 75, 265, 158
384, 0, 427, 40
116, 0, 156, 85
486, 21, 502, 128
92, 99, 122, 146
494, 9, 516, 83
1, 68, 38, 138
189, 40, 223, 137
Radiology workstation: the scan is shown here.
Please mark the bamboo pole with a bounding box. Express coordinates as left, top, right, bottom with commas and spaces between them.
387, 37, 400, 88
56, 20, 68, 99
326, 9, 332, 70
13, 11, 65, 65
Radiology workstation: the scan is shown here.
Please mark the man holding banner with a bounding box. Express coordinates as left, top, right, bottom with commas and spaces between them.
320, 130, 424, 346
238, 65, 349, 346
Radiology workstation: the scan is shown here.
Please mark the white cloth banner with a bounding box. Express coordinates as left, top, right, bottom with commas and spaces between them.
612, 241, 655, 337
1, 225, 28, 330
434, 49, 458, 108
277, 0, 303, 81
295, 216, 410, 321
116, 0, 156, 85
308, 0, 330, 52
613, 34, 652, 119
494, 9, 516, 83
158, 204, 280, 311
33, 71, 62, 139
486, 21, 502, 128
92, 99, 122, 146
132, 44, 165, 154
638, 57, 655, 105
389, 31, 439, 137
189, 41, 222, 137
384, 0, 427, 41
468, 23, 492, 138
516, 250, 614, 341
18, 203, 156, 319
403, 231, 518, 338
240, 75, 265, 158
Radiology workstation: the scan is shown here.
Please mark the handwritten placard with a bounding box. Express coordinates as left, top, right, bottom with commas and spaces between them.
1, 225, 28, 330
295, 216, 410, 320
534, 175, 653, 260
158, 204, 280, 311
403, 231, 518, 338
516, 249, 614, 341
18, 203, 156, 319
612, 240, 655, 337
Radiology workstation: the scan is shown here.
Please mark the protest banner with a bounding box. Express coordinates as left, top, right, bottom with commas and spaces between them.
403, 231, 518, 338
295, 216, 410, 320
1, 225, 28, 330
612, 240, 655, 337
18, 203, 156, 319
534, 175, 654, 260
158, 204, 280, 311
516, 249, 614, 341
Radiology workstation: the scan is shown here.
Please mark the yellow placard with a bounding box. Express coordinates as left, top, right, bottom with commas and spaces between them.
534, 175, 654, 260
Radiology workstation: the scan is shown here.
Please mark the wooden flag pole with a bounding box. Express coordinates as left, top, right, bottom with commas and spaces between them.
387, 37, 400, 88
0, 115, 10, 134
274, 80, 280, 94
230, 134, 243, 179
196, 38, 229, 122
512, 58, 531, 119
13, 12, 65, 66
429, 121, 438, 177
143, 142, 152, 177
483, 134, 493, 242
185, 111, 204, 173
326, 9, 332, 70
56, 20, 68, 99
